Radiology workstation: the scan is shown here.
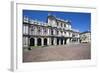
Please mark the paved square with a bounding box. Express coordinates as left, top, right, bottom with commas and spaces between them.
23, 43, 91, 62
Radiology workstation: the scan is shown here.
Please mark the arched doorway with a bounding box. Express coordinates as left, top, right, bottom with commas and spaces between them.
57, 38, 59, 45
30, 38, 35, 46
37, 38, 41, 46
44, 38, 47, 46
64, 38, 67, 44
61, 38, 63, 45
51, 38, 54, 45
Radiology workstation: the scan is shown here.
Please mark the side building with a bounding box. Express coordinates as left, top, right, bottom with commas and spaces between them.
23, 15, 80, 50
80, 31, 91, 43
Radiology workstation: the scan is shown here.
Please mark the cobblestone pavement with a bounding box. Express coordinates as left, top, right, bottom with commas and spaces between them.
23, 43, 91, 62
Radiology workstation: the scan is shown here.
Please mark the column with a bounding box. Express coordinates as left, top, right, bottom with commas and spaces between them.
53, 29, 55, 35
34, 37, 37, 46
47, 38, 50, 46
49, 38, 52, 45
26, 37, 28, 47
63, 39, 65, 45
48, 28, 50, 35
59, 39, 61, 45
67, 38, 70, 44
54, 38, 57, 45
77, 38, 80, 43
41, 38, 44, 46
34, 26, 36, 35
28, 37, 30, 50
42, 28, 43, 35
27, 38, 30, 47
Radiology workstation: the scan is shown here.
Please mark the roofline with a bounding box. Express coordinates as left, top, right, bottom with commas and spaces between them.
80, 31, 91, 34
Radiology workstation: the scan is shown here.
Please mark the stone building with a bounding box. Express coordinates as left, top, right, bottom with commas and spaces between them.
23, 15, 80, 50
80, 31, 91, 43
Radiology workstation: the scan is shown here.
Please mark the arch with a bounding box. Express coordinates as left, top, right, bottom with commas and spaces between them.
57, 38, 59, 45
51, 38, 54, 45
30, 38, 35, 46
37, 38, 41, 46
61, 38, 63, 45
64, 38, 67, 44
44, 38, 47, 46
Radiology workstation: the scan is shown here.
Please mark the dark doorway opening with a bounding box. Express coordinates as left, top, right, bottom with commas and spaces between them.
44, 38, 47, 46
64, 39, 67, 44
30, 38, 35, 46
37, 38, 41, 46
51, 38, 54, 45
57, 38, 59, 45
61, 38, 63, 45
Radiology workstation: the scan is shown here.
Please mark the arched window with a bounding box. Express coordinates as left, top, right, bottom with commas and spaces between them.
44, 28, 47, 34
30, 25, 35, 35
38, 27, 41, 32
57, 30, 59, 35
64, 24, 66, 27
61, 23, 63, 27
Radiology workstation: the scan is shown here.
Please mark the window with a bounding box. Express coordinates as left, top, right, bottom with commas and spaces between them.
31, 26, 36, 35
31, 26, 35, 31
38, 27, 41, 33
64, 31, 66, 34
23, 25, 28, 34
61, 23, 63, 27
26, 26, 28, 34
51, 29, 53, 35
61, 31, 63, 35
72, 34, 75, 37
43, 28, 47, 34
64, 24, 66, 27
44, 28, 46, 32
23, 25, 25, 34
57, 22, 59, 26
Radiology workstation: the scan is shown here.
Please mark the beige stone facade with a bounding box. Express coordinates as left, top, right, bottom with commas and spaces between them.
23, 15, 80, 50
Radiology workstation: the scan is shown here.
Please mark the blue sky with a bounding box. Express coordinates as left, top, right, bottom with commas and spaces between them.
23, 10, 91, 32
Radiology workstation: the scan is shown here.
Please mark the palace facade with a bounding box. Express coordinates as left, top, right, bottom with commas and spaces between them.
23, 15, 80, 50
